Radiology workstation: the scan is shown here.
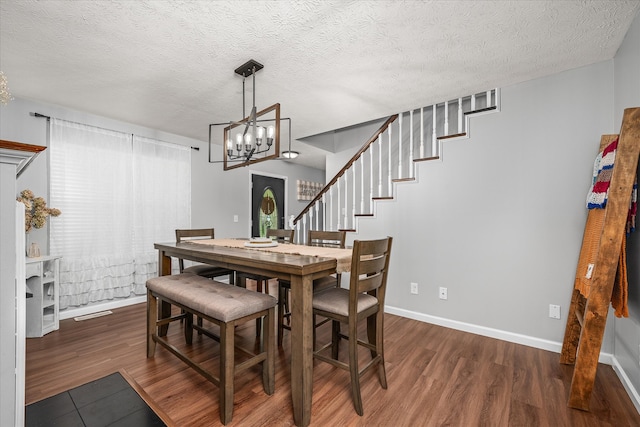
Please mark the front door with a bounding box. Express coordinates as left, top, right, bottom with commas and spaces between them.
251, 174, 285, 238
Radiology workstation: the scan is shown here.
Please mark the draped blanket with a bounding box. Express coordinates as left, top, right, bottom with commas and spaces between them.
583, 137, 634, 318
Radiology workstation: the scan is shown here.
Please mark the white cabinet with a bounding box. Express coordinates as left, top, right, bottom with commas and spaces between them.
26, 256, 61, 337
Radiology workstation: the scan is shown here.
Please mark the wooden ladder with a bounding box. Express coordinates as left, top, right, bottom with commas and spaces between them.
560, 107, 640, 410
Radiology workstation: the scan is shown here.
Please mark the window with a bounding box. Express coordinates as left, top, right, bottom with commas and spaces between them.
49, 119, 190, 309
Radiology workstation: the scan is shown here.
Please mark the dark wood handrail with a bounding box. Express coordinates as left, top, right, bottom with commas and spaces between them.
293, 114, 398, 224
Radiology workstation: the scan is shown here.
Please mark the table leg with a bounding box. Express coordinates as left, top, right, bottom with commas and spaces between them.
158, 250, 172, 337
290, 274, 313, 427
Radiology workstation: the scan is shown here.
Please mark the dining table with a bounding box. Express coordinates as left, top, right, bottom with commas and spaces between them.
153, 238, 353, 427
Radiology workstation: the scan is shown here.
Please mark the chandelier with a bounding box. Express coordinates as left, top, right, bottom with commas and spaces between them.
209, 59, 284, 171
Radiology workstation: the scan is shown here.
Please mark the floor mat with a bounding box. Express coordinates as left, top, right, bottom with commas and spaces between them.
26, 370, 170, 427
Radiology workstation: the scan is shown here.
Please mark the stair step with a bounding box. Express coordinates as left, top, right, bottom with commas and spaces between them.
438, 132, 466, 140
414, 156, 440, 163
465, 105, 497, 116
338, 228, 356, 232
392, 177, 416, 183
355, 213, 374, 217
372, 196, 394, 201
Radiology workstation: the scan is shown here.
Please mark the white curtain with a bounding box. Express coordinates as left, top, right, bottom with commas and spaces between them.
132, 135, 191, 294
50, 119, 191, 309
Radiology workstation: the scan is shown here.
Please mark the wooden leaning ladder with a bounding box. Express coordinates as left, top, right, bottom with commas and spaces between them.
560, 107, 640, 410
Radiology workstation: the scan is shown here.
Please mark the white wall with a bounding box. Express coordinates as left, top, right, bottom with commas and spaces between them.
335, 60, 616, 352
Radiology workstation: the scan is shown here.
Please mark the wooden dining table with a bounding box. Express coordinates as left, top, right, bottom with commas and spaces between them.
154, 239, 352, 427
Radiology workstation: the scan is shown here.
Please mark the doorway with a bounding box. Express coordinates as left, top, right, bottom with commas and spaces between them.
251, 174, 285, 238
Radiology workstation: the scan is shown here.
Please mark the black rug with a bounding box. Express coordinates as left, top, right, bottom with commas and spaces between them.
26, 371, 167, 427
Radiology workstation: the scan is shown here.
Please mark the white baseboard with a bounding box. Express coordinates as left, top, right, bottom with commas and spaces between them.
385, 304, 640, 414
59, 295, 146, 320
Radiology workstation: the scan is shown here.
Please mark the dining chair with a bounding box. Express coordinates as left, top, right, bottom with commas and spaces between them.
277, 229, 346, 346
176, 228, 237, 331
236, 228, 294, 337
175, 228, 235, 284
311, 236, 392, 416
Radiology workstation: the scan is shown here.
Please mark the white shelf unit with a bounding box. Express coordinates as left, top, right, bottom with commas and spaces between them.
25, 255, 61, 338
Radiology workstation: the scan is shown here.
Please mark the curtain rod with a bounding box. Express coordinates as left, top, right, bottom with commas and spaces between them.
31, 112, 199, 151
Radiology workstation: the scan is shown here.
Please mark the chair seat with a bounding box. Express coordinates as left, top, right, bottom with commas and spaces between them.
183, 263, 233, 278
312, 287, 378, 317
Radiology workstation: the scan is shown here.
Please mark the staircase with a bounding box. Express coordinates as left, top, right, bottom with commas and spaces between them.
291, 89, 501, 244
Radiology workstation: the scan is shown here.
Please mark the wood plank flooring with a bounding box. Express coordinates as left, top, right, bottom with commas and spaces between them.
26, 302, 640, 426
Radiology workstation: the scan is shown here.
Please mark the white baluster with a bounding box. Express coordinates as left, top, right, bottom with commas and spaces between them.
420, 107, 424, 158
471, 94, 476, 111
444, 101, 449, 136
409, 110, 414, 179
360, 155, 364, 214
336, 178, 341, 230
486, 90, 491, 108
458, 97, 463, 134
378, 134, 383, 197
432, 104, 437, 157
344, 172, 348, 229
322, 192, 326, 231
369, 144, 373, 211
308, 208, 313, 234
388, 125, 392, 195
302, 214, 307, 244
352, 162, 356, 223
398, 113, 403, 179
329, 186, 333, 230
314, 201, 319, 231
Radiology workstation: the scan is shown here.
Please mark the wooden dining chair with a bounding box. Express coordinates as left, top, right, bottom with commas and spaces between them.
277, 229, 346, 345
312, 236, 392, 416
175, 228, 235, 284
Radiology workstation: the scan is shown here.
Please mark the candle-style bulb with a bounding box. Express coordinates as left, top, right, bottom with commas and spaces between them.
256, 126, 264, 147
244, 132, 253, 152
235, 133, 243, 152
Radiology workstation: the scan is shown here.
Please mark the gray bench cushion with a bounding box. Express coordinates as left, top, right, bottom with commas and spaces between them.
147, 273, 276, 322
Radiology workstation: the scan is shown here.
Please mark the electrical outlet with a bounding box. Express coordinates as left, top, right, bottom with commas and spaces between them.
410, 282, 418, 294
439, 287, 447, 300
233, 215, 239, 223
549, 304, 561, 319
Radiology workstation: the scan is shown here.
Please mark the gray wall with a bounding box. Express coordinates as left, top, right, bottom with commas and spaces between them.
338, 60, 617, 350
614, 12, 640, 404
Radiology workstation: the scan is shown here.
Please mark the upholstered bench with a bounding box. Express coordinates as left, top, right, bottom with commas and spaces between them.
146, 273, 276, 425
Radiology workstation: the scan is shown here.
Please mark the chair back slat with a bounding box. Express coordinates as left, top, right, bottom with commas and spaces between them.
349, 237, 393, 308
175, 228, 216, 272
266, 228, 295, 243
176, 228, 215, 241
358, 272, 384, 294
308, 230, 346, 248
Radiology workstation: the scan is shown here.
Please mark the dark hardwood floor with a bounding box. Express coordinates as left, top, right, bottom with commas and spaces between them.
26, 301, 640, 426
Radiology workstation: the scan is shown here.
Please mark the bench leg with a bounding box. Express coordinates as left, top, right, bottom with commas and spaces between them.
220, 321, 235, 425
264, 307, 275, 395
146, 290, 157, 357
184, 312, 193, 345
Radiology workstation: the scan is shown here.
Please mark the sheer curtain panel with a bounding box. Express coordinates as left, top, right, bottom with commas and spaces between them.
132, 135, 191, 294
50, 119, 134, 309
50, 119, 191, 310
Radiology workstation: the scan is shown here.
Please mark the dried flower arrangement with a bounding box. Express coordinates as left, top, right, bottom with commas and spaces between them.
16, 189, 61, 233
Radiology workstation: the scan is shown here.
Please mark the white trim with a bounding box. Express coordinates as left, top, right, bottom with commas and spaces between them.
385, 305, 612, 362
59, 296, 146, 320
612, 356, 640, 414
249, 170, 289, 236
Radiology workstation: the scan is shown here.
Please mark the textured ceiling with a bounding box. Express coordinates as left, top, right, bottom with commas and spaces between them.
1, 1, 639, 169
